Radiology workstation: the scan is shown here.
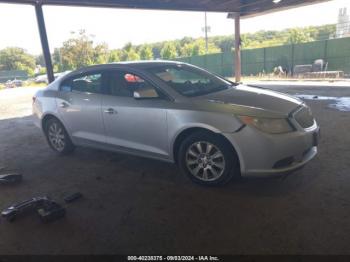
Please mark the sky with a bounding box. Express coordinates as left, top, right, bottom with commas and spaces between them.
0, 0, 349, 55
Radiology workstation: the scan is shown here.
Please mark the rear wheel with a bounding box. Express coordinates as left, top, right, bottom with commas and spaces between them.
178, 131, 240, 186
44, 118, 75, 155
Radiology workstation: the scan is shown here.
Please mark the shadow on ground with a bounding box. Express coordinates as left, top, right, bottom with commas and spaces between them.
0, 97, 349, 255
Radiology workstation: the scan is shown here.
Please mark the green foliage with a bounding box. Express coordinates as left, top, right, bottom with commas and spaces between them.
208, 24, 336, 51
286, 28, 313, 44
240, 24, 336, 49
138, 45, 153, 60
54, 29, 110, 71
35, 54, 46, 67
38, 67, 46, 75
108, 49, 123, 63
52, 48, 63, 72
121, 42, 140, 61
93, 43, 109, 64
211, 35, 234, 52
160, 42, 178, 59
0, 24, 336, 76
0, 47, 36, 76
180, 38, 220, 56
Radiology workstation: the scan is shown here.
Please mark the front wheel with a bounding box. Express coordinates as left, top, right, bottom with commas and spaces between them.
178, 131, 240, 186
44, 118, 75, 155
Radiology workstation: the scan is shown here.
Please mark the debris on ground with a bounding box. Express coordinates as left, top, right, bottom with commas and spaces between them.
0, 173, 22, 184
1, 196, 66, 223
64, 192, 83, 203
295, 94, 350, 112
37, 201, 66, 223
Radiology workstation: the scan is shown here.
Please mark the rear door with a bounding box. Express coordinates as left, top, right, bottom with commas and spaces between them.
101, 70, 170, 160
56, 71, 107, 146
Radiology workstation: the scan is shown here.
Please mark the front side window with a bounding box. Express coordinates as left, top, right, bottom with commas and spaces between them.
61, 73, 102, 94
146, 64, 233, 97
107, 71, 160, 99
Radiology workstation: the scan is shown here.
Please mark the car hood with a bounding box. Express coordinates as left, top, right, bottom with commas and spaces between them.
193, 84, 303, 117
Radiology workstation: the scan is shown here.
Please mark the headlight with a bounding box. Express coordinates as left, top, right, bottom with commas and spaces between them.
238, 116, 294, 134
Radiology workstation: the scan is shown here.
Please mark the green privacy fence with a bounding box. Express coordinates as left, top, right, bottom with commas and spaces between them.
176, 37, 350, 77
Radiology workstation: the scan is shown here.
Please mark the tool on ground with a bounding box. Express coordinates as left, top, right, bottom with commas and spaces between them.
64, 192, 83, 203
1, 196, 65, 223
0, 173, 22, 184
37, 201, 66, 223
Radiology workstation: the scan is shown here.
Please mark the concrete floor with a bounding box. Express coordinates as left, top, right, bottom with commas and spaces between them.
0, 84, 349, 255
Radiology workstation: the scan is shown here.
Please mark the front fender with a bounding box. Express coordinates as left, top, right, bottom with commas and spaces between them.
167, 109, 243, 161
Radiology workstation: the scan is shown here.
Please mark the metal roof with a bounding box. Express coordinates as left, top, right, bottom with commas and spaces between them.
0, 0, 330, 17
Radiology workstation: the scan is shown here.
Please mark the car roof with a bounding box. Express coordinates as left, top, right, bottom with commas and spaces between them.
74, 60, 185, 72
56, 60, 195, 85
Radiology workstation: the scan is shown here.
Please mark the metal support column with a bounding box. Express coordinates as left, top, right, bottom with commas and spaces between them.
204, 12, 208, 53
35, 3, 54, 83
234, 13, 241, 82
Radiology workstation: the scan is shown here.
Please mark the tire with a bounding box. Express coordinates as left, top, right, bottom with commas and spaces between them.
178, 131, 240, 186
44, 118, 75, 155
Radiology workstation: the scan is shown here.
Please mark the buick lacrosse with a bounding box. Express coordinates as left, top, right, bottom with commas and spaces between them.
33, 61, 319, 185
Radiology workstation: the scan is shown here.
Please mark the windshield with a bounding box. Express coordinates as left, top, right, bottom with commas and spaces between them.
145, 64, 235, 97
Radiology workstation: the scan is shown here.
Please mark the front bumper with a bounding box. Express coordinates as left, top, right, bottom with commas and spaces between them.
223, 122, 319, 177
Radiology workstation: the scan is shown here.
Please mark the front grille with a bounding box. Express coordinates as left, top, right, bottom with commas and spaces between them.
294, 106, 314, 128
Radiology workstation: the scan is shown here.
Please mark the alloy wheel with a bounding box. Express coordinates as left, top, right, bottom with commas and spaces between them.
185, 141, 226, 182
48, 122, 65, 152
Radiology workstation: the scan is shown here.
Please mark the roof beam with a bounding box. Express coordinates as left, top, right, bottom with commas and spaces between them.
0, 0, 331, 16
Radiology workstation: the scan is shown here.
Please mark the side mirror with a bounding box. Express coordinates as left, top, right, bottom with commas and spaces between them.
133, 89, 159, 99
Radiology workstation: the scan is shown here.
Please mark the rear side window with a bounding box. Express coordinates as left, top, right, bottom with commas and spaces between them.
61, 73, 102, 94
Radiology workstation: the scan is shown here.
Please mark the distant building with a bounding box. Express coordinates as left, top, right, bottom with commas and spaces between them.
336, 8, 350, 38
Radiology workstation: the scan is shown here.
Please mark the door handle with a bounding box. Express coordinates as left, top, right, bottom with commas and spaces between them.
59, 102, 69, 108
104, 108, 117, 114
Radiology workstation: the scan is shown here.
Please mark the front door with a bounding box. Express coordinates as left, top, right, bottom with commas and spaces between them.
101, 70, 169, 160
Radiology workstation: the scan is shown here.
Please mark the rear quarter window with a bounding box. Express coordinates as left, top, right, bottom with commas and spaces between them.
60, 73, 102, 94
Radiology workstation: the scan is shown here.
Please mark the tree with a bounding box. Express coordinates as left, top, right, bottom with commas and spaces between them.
93, 43, 109, 64
151, 43, 163, 59
180, 39, 220, 57
58, 30, 110, 70
35, 54, 46, 67
314, 24, 336, 40
212, 35, 234, 52
181, 41, 203, 57
160, 42, 178, 59
121, 42, 140, 61
52, 48, 63, 72
0, 47, 36, 75
285, 28, 313, 44
0, 23, 336, 77
138, 45, 153, 60
108, 49, 123, 63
